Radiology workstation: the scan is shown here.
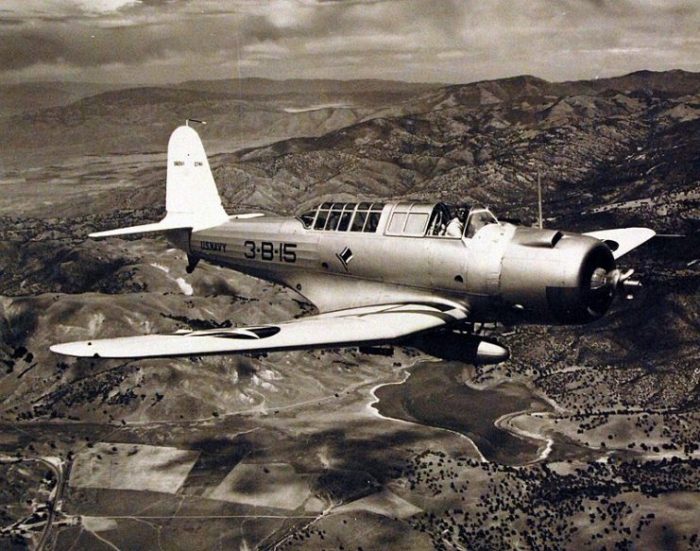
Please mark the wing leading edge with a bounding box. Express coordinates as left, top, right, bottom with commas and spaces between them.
50, 303, 469, 359
584, 228, 655, 259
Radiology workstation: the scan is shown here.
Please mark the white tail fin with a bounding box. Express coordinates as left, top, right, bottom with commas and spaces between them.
165, 125, 228, 227
91, 125, 229, 238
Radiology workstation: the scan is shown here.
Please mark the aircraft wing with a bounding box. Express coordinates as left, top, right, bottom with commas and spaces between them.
50, 303, 469, 359
584, 228, 655, 259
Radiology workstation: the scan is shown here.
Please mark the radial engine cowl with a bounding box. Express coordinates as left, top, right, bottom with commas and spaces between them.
545, 243, 616, 323
500, 231, 617, 324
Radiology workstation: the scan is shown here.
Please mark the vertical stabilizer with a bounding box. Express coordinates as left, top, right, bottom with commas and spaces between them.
90, 125, 229, 238
166, 125, 228, 229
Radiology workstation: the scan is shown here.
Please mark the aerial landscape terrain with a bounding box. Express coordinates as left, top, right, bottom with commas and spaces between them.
0, 70, 699, 550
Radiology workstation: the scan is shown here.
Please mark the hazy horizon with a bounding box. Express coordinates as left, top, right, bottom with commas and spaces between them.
1, 0, 699, 87
4, 68, 699, 90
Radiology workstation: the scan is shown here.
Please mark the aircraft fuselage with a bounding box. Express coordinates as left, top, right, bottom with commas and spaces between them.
179, 203, 616, 326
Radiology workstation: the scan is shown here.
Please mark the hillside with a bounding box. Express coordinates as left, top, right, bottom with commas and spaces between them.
0, 71, 699, 550
0, 78, 446, 168
208, 70, 700, 234
0, 81, 125, 117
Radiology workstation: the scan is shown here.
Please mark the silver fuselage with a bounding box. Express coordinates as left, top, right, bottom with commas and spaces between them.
171, 207, 615, 326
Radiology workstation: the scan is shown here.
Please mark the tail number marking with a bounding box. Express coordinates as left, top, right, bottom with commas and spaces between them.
244, 241, 297, 263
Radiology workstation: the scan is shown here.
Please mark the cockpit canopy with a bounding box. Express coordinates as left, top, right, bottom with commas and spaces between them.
299, 202, 385, 233
298, 201, 498, 238
464, 208, 499, 238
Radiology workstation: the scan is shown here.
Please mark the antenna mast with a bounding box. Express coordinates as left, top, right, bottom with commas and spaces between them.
537, 172, 543, 229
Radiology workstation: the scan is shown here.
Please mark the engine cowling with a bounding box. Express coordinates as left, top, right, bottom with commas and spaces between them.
499, 229, 618, 324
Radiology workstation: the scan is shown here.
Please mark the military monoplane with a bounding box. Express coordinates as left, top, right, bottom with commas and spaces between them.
51, 125, 655, 363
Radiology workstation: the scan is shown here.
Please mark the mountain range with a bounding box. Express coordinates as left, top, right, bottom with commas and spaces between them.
212, 70, 700, 234
0, 78, 442, 167
3, 70, 698, 237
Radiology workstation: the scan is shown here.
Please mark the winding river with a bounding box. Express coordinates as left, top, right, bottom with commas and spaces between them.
373, 362, 552, 465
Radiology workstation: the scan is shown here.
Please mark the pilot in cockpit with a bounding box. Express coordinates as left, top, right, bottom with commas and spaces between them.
445, 208, 467, 237
428, 203, 472, 237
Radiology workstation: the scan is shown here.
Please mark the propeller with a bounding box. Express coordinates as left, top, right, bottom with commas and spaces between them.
589, 267, 642, 301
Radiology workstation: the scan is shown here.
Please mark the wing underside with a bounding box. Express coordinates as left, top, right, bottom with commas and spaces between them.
50, 303, 469, 359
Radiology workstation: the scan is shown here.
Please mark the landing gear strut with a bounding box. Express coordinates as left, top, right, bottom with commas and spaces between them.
186, 255, 200, 274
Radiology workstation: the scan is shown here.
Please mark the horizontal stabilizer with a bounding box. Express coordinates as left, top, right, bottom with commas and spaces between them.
90, 213, 263, 238
50, 303, 468, 359
89, 218, 193, 238
584, 227, 655, 259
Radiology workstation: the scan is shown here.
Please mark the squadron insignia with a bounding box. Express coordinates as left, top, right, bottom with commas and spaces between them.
336, 246, 354, 271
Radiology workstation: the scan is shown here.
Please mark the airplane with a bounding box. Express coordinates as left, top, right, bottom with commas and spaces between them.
50, 124, 655, 364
